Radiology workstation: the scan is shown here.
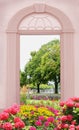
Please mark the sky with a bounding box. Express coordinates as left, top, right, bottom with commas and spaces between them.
20, 35, 60, 71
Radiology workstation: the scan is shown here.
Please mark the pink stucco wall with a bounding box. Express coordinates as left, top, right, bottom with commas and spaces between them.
0, 0, 79, 110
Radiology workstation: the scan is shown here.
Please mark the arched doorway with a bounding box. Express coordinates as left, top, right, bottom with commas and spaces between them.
6, 4, 74, 107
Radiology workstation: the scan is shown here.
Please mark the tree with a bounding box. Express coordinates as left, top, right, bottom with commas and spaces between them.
24, 50, 45, 93
23, 39, 60, 93
41, 40, 60, 93
20, 71, 26, 87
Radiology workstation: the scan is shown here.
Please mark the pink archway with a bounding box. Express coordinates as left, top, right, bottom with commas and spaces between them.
6, 4, 74, 107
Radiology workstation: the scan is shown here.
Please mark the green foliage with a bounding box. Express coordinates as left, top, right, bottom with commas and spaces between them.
20, 93, 26, 104
57, 97, 79, 129
20, 39, 60, 93
40, 84, 54, 89
20, 71, 26, 87
25, 99, 60, 110
30, 83, 54, 89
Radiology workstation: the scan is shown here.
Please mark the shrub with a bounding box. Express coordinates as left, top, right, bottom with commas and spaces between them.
20, 93, 26, 104
1, 97, 79, 130
0, 103, 60, 130
30, 93, 60, 100
18, 104, 59, 130
30, 84, 54, 89
0, 104, 25, 130
58, 97, 79, 129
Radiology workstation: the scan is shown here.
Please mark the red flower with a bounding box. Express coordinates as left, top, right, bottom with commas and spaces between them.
60, 101, 65, 107
66, 100, 74, 108
0, 123, 3, 128
9, 104, 19, 115
4, 104, 19, 115
61, 115, 67, 122
71, 120, 76, 125
72, 97, 79, 102
38, 116, 45, 121
0, 112, 9, 120
69, 124, 75, 129
63, 124, 69, 128
76, 125, 79, 130
30, 126, 36, 130
67, 115, 73, 121
4, 108, 11, 113
31, 111, 34, 114
44, 121, 50, 127
3, 122, 12, 130
15, 120, 25, 128
47, 117, 54, 123
14, 117, 21, 123
35, 120, 42, 126
57, 124, 62, 129
75, 103, 79, 108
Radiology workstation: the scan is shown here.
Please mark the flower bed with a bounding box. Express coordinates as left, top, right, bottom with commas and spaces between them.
0, 104, 59, 130
29, 93, 60, 101
19, 104, 59, 130
58, 97, 79, 130
0, 104, 25, 130
1, 97, 79, 130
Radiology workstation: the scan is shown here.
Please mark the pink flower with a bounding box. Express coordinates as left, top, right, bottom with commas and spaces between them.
4, 104, 19, 115
14, 117, 21, 123
47, 117, 54, 123
3, 122, 12, 130
66, 100, 74, 108
38, 116, 45, 121
44, 121, 50, 127
76, 125, 79, 130
31, 111, 34, 114
61, 115, 67, 122
15, 120, 25, 128
69, 124, 75, 129
63, 124, 69, 128
67, 115, 73, 121
35, 120, 42, 126
72, 97, 79, 102
75, 103, 79, 108
57, 124, 62, 129
60, 101, 65, 107
71, 120, 76, 125
0, 123, 3, 128
54, 128, 58, 130
69, 128, 75, 130
4, 108, 11, 113
0, 112, 9, 120
9, 104, 19, 115
9, 107, 18, 115
30, 126, 36, 130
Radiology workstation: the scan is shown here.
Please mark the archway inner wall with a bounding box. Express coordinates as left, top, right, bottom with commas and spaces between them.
2, 4, 75, 109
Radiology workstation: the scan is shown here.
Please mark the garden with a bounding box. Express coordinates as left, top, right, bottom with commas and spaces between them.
1, 97, 79, 130
0, 39, 77, 130
12, 39, 79, 130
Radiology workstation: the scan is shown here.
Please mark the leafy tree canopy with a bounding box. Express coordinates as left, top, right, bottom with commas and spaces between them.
21, 39, 60, 93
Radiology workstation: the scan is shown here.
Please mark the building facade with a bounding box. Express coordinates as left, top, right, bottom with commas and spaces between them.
0, 0, 79, 111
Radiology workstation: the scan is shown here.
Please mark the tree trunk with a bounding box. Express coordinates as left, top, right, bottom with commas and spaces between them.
37, 84, 40, 93
54, 79, 58, 94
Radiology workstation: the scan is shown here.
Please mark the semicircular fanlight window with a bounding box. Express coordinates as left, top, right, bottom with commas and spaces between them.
19, 13, 62, 31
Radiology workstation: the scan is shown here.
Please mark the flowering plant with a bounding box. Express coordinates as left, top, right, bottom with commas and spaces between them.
18, 104, 59, 130
0, 104, 25, 130
2, 97, 79, 130
0, 103, 59, 130
58, 97, 79, 129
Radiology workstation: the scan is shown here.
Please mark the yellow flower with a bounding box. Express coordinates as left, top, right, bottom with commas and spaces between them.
18, 105, 55, 121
